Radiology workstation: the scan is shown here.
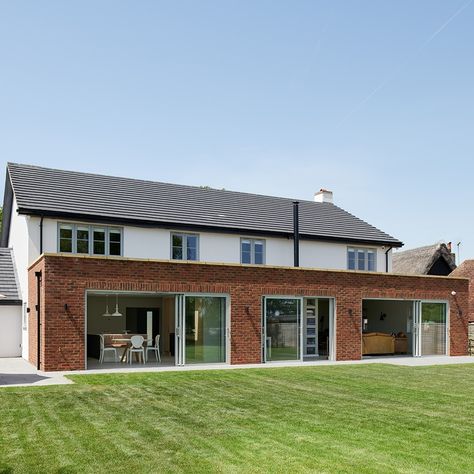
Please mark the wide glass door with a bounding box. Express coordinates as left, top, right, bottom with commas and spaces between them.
264, 297, 302, 362
413, 301, 447, 356
175, 294, 227, 365
184, 296, 226, 364
420, 302, 447, 356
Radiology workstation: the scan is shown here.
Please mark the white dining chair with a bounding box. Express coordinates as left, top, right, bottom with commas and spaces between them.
99, 334, 118, 363
146, 334, 161, 363
128, 335, 146, 364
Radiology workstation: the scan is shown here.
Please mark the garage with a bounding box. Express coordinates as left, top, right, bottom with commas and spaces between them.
0, 248, 22, 357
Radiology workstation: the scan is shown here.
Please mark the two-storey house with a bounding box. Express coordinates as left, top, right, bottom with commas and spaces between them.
0, 163, 469, 370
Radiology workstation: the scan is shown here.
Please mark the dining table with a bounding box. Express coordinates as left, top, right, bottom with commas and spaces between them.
108, 334, 151, 363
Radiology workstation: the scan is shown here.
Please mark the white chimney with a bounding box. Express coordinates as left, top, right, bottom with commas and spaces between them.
314, 188, 333, 204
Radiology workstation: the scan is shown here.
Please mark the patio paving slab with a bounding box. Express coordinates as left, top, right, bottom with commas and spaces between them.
2, 355, 473, 386
0, 358, 72, 388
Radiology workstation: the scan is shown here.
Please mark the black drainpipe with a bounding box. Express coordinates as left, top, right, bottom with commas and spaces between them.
39, 215, 44, 254
293, 201, 300, 267
385, 246, 392, 273
35, 271, 42, 370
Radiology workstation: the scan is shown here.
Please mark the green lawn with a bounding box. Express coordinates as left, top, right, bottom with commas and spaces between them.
1, 364, 474, 473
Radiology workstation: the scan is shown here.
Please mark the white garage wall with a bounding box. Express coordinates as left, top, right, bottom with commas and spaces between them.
8, 198, 28, 298
8, 198, 30, 359
0, 306, 22, 357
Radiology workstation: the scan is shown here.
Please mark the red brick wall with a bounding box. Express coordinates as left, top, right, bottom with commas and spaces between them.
28, 258, 45, 369
28, 255, 470, 371
451, 261, 474, 322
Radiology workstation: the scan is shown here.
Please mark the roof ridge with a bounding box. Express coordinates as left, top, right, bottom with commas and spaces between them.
7, 162, 321, 206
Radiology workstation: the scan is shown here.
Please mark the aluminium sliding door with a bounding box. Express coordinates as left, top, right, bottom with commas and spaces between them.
263, 297, 302, 362
413, 301, 448, 356
175, 294, 227, 365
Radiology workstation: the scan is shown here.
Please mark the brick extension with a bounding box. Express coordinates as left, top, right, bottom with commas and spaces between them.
28, 254, 470, 371
451, 260, 474, 322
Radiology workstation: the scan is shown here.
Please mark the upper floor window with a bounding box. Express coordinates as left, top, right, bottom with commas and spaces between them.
59, 224, 73, 253
58, 223, 122, 256
241, 238, 265, 264
171, 233, 199, 261
348, 247, 376, 271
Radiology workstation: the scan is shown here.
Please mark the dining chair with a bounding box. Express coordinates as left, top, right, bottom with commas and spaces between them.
99, 334, 118, 363
128, 335, 146, 364
146, 334, 161, 363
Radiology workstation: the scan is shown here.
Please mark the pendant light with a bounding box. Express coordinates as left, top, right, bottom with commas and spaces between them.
111, 294, 122, 317
102, 294, 111, 317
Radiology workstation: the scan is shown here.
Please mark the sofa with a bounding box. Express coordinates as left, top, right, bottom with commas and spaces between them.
362, 332, 395, 355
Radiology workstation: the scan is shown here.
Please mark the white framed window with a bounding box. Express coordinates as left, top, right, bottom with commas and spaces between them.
347, 247, 376, 271
76, 226, 90, 254
108, 228, 122, 256
92, 227, 106, 255
171, 233, 199, 261
57, 223, 122, 257
59, 224, 73, 253
241, 238, 265, 264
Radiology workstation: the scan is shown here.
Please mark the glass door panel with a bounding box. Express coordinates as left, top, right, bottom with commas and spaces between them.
420, 302, 447, 356
265, 298, 301, 362
175, 294, 185, 366
184, 296, 226, 364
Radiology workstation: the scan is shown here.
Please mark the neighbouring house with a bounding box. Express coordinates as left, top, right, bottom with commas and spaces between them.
0, 163, 469, 371
392, 243, 457, 276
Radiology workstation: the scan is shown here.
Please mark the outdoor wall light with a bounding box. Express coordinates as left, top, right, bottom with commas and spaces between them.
245, 306, 251, 315
451, 291, 457, 296
64, 304, 68, 311
348, 309, 353, 317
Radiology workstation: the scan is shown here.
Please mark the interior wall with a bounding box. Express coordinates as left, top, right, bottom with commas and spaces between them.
87, 294, 164, 334
317, 298, 330, 357
161, 297, 175, 354
363, 300, 414, 352
363, 300, 413, 334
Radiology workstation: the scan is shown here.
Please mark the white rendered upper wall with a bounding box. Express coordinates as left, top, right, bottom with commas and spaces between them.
26, 216, 392, 271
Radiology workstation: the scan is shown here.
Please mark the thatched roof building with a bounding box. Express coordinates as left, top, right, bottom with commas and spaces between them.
451, 260, 474, 322
392, 242, 456, 276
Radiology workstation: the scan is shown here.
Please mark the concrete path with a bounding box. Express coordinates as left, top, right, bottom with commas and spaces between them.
1, 355, 473, 387
50, 354, 474, 377
0, 358, 72, 388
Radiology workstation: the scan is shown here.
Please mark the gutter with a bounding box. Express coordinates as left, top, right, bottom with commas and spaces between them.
15, 207, 404, 249
385, 246, 392, 273
39, 215, 44, 254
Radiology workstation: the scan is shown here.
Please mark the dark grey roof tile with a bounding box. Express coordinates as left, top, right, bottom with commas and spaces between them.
0, 248, 21, 303
7, 162, 402, 246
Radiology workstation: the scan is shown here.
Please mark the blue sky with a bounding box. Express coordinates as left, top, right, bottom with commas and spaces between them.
1, 1, 473, 261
